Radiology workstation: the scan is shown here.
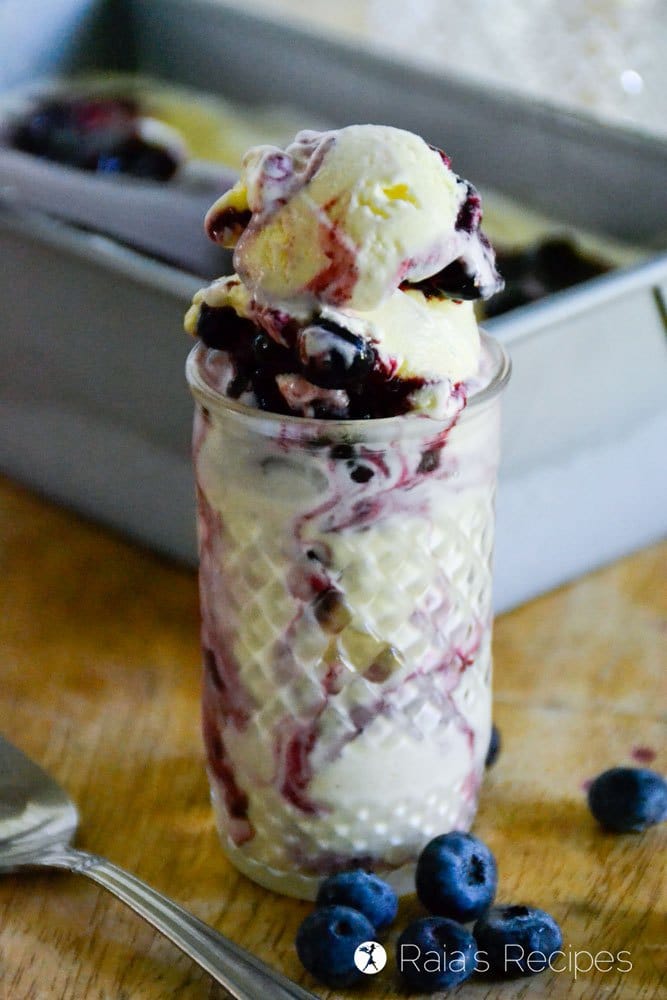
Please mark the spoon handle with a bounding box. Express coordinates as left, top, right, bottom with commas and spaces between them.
36, 846, 318, 1000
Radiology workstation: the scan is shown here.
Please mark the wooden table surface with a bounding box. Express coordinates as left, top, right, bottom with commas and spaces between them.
0, 476, 664, 1000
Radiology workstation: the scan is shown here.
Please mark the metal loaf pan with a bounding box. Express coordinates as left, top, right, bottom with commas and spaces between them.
1, 0, 666, 611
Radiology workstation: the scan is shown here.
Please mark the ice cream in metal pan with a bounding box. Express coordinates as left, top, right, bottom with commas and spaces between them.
185, 124, 510, 897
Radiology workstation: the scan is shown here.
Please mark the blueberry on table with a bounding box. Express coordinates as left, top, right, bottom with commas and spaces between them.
587, 767, 667, 833
297, 320, 374, 388
295, 904, 375, 988
396, 916, 476, 991
415, 831, 497, 922
485, 724, 501, 768
473, 904, 562, 977
316, 870, 398, 932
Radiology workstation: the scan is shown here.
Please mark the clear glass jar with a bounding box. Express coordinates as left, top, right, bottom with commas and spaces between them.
187, 333, 510, 899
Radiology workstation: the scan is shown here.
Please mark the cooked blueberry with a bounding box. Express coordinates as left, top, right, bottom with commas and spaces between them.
298, 320, 374, 388
252, 332, 293, 371
306, 543, 330, 565
97, 136, 178, 180
10, 94, 178, 180
250, 369, 291, 414
485, 724, 501, 768
346, 371, 426, 420
396, 916, 476, 991
316, 870, 398, 932
473, 904, 562, 977
350, 465, 373, 483
416, 831, 497, 922
196, 304, 256, 353
225, 371, 251, 399
330, 443, 355, 460
587, 767, 667, 833
413, 259, 482, 300
295, 904, 375, 988
10, 100, 72, 158
207, 205, 252, 243
311, 397, 352, 420
417, 448, 440, 474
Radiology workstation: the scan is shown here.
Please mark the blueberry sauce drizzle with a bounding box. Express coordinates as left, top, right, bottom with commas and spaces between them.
10, 95, 180, 180
402, 176, 499, 301
206, 206, 252, 244
455, 180, 483, 233
195, 306, 430, 419
404, 261, 482, 301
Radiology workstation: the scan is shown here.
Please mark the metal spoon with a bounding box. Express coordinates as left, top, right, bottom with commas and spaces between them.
0, 733, 318, 1000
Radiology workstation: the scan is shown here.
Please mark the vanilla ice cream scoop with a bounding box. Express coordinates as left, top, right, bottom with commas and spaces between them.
188, 124, 503, 419
205, 125, 503, 311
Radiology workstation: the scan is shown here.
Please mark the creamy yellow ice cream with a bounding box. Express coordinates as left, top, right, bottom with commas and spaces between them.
187, 124, 502, 418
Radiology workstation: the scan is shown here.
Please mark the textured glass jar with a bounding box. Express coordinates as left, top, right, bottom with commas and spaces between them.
187, 334, 510, 899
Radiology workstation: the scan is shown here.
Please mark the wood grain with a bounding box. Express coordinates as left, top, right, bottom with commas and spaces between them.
0, 476, 665, 1000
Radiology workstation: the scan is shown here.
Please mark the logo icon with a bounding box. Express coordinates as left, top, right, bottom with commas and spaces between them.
354, 940, 387, 974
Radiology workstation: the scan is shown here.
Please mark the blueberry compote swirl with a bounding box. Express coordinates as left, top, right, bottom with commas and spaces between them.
192, 292, 433, 420
186, 126, 503, 420
186, 175, 500, 420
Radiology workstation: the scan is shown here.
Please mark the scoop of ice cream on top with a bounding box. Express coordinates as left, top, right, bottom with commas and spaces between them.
186, 124, 503, 419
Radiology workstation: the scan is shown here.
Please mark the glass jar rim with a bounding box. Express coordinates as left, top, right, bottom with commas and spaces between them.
186, 330, 510, 434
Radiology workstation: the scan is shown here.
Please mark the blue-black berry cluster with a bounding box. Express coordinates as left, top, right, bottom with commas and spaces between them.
195, 306, 427, 419
294, 755, 665, 990
294, 830, 562, 991
10, 95, 179, 180
295, 870, 398, 987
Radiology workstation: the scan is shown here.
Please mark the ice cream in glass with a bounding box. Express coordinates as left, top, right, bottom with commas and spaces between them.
185, 125, 510, 898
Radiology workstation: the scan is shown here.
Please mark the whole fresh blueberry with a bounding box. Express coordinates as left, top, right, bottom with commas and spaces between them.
485, 724, 501, 768
473, 904, 562, 977
396, 916, 476, 991
295, 904, 375, 988
587, 767, 667, 833
316, 870, 398, 932
416, 831, 497, 922
297, 320, 374, 388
